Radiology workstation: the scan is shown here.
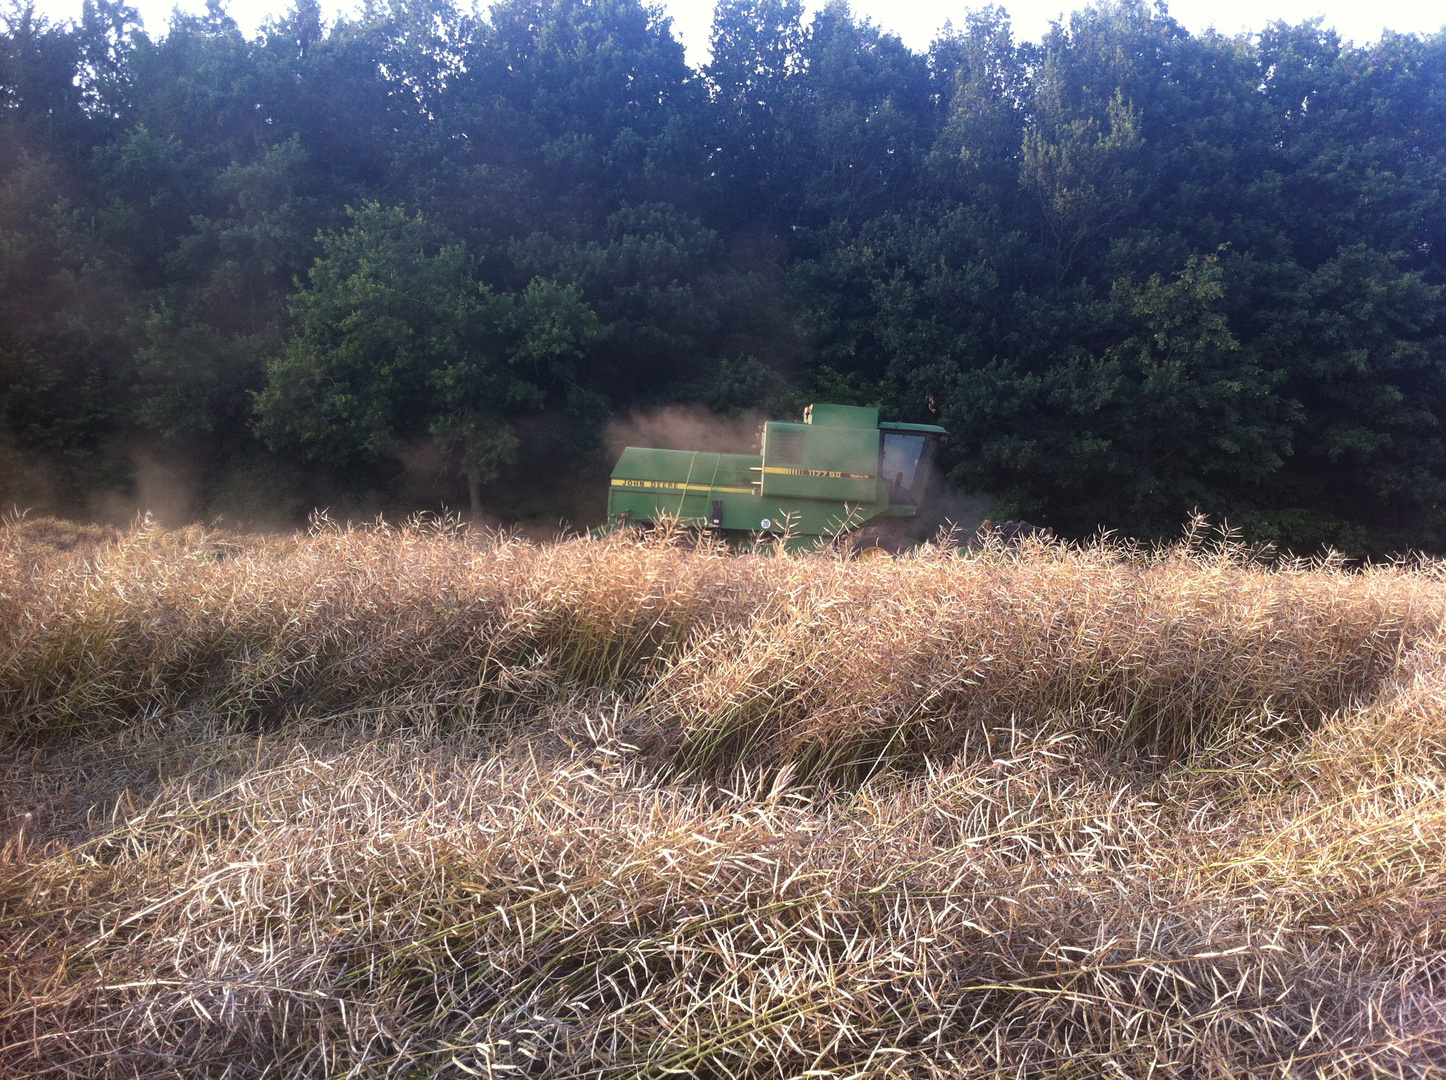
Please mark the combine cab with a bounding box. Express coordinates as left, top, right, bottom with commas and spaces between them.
606, 403, 947, 551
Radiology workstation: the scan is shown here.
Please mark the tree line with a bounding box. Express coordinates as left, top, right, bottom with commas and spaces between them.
2, 0, 1444, 552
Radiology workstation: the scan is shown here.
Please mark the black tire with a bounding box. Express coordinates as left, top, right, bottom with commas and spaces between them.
847, 521, 912, 559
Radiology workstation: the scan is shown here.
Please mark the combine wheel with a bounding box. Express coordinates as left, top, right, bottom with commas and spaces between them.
847, 523, 911, 560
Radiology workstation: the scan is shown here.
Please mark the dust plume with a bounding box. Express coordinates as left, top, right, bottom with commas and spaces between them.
914, 485, 995, 542
85, 445, 204, 528
605, 405, 768, 459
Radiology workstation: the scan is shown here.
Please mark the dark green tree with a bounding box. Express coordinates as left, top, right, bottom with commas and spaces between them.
2, 0, 1445, 548
705, 0, 804, 227
255, 203, 598, 514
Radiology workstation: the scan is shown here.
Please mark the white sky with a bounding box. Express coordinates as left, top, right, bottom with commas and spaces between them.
27, 0, 1446, 64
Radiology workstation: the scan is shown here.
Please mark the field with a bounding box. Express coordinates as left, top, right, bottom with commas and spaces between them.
2, 515, 1445, 1078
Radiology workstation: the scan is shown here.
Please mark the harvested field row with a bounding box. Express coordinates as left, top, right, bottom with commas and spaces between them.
0, 515, 1433, 765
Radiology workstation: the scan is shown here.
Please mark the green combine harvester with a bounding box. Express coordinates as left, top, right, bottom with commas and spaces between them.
606, 403, 948, 552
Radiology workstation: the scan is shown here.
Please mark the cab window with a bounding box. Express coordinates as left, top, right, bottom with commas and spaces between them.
881, 433, 927, 501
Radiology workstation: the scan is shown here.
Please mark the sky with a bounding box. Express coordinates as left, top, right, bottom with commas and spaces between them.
24, 0, 1446, 65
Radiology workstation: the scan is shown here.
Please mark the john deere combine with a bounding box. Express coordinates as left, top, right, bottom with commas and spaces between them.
607, 403, 947, 551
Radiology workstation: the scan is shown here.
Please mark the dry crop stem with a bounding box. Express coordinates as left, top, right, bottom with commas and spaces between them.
1, 516, 1445, 1077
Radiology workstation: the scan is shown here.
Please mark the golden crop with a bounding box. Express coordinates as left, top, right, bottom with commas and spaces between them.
2, 515, 1443, 1077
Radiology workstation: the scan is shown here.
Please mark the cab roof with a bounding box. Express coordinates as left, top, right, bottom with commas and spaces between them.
878, 421, 948, 435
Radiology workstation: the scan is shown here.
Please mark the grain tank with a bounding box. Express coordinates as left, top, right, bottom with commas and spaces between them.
606, 403, 948, 550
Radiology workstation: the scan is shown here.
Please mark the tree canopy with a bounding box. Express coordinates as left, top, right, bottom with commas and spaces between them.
2, 0, 1444, 552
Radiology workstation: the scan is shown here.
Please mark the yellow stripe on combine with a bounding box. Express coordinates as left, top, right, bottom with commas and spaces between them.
611, 479, 756, 495
761, 466, 875, 480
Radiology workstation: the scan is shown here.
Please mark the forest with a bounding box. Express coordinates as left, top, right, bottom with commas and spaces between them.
1, 0, 1444, 553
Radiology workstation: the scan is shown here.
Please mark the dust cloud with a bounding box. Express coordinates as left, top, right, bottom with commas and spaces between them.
605, 406, 767, 459
87, 445, 204, 528
131, 448, 204, 527
913, 487, 996, 544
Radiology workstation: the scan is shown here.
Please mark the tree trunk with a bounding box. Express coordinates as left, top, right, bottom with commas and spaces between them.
466, 470, 481, 520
